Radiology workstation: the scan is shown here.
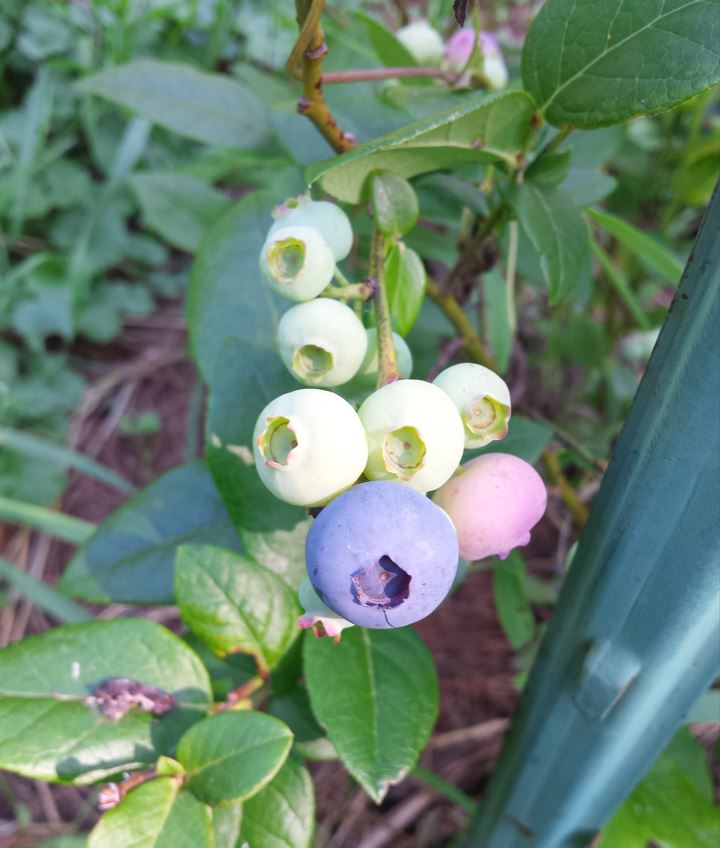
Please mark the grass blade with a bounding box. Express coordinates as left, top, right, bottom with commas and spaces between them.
0, 557, 92, 624
0, 496, 95, 545
0, 427, 135, 494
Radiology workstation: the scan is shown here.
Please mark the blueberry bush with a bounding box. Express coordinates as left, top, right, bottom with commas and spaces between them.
1, 0, 718, 845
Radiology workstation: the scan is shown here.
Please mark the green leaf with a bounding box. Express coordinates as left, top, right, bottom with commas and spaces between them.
242, 756, 315, 848
560, 169, 618, 207
384, 242, 427, 335
241, 518, 312, 590
130, 173, 231, 253
306, 91, 536, 203
587, 207, 684, 283
522, 0, 720, 128
304, 627, 439, 802
466, 416, 553, 465
177, 711, 293, 804
88, 779, 214, 848
600, 729, 720, 848
0, 556, 91, 625
0, 619, 211, 783
205, 338, 303, 534
509, 184, 590, 303
590, 237, 653, 330
483, 268, 513, 373
77, 60, 270, 148
371, 171, 420, 238
187, 192, 281, 381
212, 802, 243, 848
60, 462, 242, 605
525, 149, 572, 187
0, 496, 94, 545
175, 545, 300, 674
492, 552, 536, 650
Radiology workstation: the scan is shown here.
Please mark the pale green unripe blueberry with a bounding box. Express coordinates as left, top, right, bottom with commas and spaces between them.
356, 329, 413, 386
254, 389, 368, 507
271, 197, 353, 261
433, 363, 511, 448
358, 379, 464, 493
259, 225, 335, 301
396, 19, 445, 66
277, 299, 368, 387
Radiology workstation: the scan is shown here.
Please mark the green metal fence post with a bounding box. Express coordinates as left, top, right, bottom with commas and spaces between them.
465, 184, 720, 847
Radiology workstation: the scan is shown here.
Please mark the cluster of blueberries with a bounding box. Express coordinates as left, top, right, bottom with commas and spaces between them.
255, 197, 546, 636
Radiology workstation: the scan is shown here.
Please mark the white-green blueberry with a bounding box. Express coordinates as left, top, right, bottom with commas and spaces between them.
277, 299, 368, 387
356, 328, 413, 386
297, 577, 354, 639
259, 225, 335, 301
396, 19, 445, 66
271, 197, 353, 261
433, 362, 511, 448
253, 388, 368, 507
358, 379, 465, 493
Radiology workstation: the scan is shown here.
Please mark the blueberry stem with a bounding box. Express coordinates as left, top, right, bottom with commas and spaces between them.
322, 282, 372, 300
289, 0, 356, 153
371, 228, 400, 387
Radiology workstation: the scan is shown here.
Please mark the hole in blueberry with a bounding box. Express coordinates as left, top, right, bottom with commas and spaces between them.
351, 556, 411, 608
258, 416, 298, 466
268, 237, 306, 282
293, 344, 333, 381
383, 426, 426, 480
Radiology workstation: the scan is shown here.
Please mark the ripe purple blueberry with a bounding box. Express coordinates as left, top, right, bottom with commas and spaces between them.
433, 453, 547, 561
305, 481, 459, 628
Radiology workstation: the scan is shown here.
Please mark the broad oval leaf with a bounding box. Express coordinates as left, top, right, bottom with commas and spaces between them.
242, 756, 315, 848
0, 619, 211, 783
306, 91, 536, 203
188, 195, 305, 532
130, 173, 231, 253
304, 627, 439, 802
88, 779, 214, 848
177, 711, 293, 804
205, 337, 303, 534
175, 545, 301, 673
59, 462, 242, 604
522, 0, 720, 128
385, 242, 427, 335
188, 192, 281, 382
509, 184, 590, 303
371, 171, 420, 238
77, 60, 271, 148
241, 518, 312, 590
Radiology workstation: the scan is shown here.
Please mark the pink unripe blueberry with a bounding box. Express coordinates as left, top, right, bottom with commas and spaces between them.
443, 29, 508, 89
433, 453, 547, 561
